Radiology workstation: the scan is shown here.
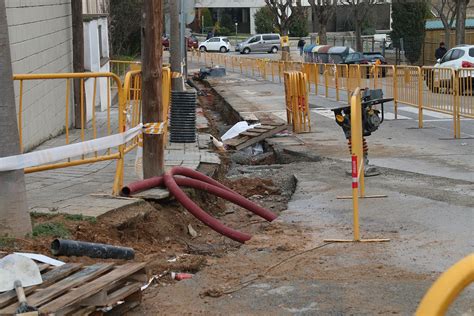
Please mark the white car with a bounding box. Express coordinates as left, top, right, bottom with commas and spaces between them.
430, 45, 474, 93
435, 45, 474, 70
199, 37, 230, 53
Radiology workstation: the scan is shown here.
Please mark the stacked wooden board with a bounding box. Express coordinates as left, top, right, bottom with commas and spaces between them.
223, 123, 288, 150
0, 262, 146, 315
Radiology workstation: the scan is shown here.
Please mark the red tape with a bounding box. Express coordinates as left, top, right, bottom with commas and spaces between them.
352, 155, 358, 189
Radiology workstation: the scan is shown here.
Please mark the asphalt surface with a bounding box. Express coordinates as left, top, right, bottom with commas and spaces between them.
151, 53, 474, 315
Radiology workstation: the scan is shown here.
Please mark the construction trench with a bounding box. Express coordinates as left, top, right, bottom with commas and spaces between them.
1, 79, 472, 314
0, 80, 313, 314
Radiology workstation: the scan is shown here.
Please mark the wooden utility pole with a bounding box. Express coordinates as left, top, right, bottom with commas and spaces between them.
71, 0, 85, 128
0, 1, 32, 237
142, 0, 164, 178
170, 0, 183, 91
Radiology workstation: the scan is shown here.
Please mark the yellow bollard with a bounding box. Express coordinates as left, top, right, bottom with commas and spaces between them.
324, 88, 389, 243
416, 254, 474, 316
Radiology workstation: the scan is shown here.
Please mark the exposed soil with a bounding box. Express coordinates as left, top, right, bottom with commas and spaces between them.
0, 79, 300, 309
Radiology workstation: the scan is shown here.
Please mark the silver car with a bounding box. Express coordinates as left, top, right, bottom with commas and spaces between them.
236, 34, 281, 54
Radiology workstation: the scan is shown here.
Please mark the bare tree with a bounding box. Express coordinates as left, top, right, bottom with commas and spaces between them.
308, 0, 336, 45
0, 1, 32, 237
455, 0, 470, 44
431, 0, 457, 48
343, 0, 377, 52
265, 0, 305, 60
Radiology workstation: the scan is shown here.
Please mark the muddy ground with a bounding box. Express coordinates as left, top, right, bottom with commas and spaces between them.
1, 81, 472, 315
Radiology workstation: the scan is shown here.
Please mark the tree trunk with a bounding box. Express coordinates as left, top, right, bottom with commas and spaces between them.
319, 23, 328, 45
311, 6, 318, 32
142, 0, 164, 178
71, 0, 84, 128
355, 22, 363, 52
0, 1, 32, 237
444, 30, 451, 49
455, 0, 467, 44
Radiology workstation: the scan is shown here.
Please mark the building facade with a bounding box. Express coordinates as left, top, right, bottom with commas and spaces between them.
6, 0, 74, 150
5, 0, 110, 151
193, 0, 391, 35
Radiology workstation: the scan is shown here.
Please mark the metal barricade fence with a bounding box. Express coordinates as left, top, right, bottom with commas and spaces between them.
13, 72, 125, 194
284, 71, 311, 133
197, 53, 472, 138
13, 68, 172, 195
122, 67, 172, 152
457, 68, 474, 119
394, 66, 423, 127
110, 60, 141, 88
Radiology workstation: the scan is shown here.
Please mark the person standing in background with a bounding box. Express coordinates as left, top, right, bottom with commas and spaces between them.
435, 42, 447, 60
298, 38, 306, 56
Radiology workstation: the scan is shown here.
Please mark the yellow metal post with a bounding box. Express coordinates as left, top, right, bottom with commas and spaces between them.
417, 67, 423, 128
314, 64, 318, 95
18, 80, 23, 153
324, 88, 389, 243
393, 67, 398, 119
416, 254, 474, 316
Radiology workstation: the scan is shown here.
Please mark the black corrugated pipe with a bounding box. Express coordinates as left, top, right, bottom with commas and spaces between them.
51, 239, 135, 260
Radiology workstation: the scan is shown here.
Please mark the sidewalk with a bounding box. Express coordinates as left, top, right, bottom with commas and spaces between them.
25, 106, 220, 218
200, 66, 474, 182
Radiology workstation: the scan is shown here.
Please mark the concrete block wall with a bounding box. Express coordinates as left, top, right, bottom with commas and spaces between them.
6, 0, 73, 151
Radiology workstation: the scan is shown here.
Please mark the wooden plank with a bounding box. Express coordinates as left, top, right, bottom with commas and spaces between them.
0, 263, 82, 309
104, 282, 142, 306
235, 124, 289, 151
246, 128, 270, 133
39, 263, 146, 314
240, 131, 261, 137
223, 136, 250, 147
38, 264, 50, 272
0, 263, 113, 314
255, 125, 275, 130
105, 291, 142, 315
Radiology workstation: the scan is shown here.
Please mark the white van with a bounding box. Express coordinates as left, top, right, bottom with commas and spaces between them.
236, 34, 281, 54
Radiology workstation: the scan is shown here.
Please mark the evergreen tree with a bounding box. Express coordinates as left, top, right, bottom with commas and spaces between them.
391, 0, 429, 64
289, 14, 309, 37
255, 6, 275, 34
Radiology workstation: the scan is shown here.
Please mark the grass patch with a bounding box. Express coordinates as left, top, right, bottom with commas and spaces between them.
32, 222, 70, 238
30, 211, 57, 219
64, 214, 97, 223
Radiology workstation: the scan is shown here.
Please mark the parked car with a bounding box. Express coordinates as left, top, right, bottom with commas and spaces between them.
341, 52, 388, 77
187, 35, 199, 50
162, 35, 199, 50
428, 45, 474, 93
199, 37, 230, 53
236, 34, 281, 54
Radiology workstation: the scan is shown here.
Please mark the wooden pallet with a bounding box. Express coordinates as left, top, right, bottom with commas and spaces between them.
223, 123, 288, 150
0, 262, 147, 316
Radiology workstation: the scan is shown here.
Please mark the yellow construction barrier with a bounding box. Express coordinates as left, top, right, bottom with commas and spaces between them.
110, 59, 141, 86
13, 67, 171, 195
199, 52, 472, 138
284, 71, 311, 133
416, 254, 474, 316
13, 72, 125, 194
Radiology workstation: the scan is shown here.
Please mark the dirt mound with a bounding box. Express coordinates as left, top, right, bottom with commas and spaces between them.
224, 178, 281, 198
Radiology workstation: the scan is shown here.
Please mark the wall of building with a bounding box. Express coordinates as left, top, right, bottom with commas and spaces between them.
6, 0, 74, 151
83, 16, 110, 117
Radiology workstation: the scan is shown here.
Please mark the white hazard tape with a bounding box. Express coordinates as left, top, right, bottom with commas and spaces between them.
0, 124, 144, 172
